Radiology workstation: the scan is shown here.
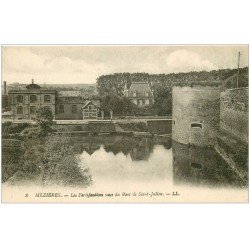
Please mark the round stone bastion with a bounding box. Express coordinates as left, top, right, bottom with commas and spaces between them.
172, 86, 220, 147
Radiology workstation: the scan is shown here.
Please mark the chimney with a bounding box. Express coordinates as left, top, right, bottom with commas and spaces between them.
3, 81, 7, 95
32, 79, 34, 84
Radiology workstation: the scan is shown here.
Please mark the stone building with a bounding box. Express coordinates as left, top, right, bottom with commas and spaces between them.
7, 80, 100, 121
124, 82, 154, 106
8, 80, 56, 121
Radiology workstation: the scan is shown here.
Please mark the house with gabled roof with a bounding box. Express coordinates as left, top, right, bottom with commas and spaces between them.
82, 100, 100, 119
124, 81, 154, 107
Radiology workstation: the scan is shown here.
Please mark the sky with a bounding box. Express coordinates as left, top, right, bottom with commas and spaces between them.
2, 45, 248, 84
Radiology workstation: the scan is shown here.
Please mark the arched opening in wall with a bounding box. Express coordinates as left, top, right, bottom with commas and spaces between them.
191, 123, 202, 129
44, 95, 51, 103
30, 94, 37, 103
17, 106, 23, 114
30, 106, 36, 114
17, 95, 23, 103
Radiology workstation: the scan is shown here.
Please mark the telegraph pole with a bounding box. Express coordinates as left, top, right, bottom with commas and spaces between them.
236, 52, 241, 88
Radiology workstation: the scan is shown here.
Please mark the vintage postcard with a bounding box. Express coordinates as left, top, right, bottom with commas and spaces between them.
1, 45, 248, 203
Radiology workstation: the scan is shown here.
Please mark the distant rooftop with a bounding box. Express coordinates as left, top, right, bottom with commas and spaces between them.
129, 82, 151, 92
26, 83, 41, 89
58, 90, 82, 97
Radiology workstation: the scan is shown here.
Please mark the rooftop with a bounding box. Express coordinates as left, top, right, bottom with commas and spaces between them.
58, 91, 82, 97
129, 82, 151, 92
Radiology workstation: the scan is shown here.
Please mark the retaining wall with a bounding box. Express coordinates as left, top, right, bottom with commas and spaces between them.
220, 88, 248, 144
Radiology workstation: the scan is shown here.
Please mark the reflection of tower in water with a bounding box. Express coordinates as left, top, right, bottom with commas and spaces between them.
172, 141, 246, 188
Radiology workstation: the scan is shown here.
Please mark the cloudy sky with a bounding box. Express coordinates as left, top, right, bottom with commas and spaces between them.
2, 45, 248, 84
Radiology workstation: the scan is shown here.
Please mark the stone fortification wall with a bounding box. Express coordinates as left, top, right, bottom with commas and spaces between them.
172, 86, 220, 147
220, 88, 248, 144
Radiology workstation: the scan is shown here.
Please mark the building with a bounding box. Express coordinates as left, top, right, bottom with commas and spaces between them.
8, 79, 57, 121
2, 81, 9, 112
55, 94, 100, 120
82, 100, 100, 119
5, 80, 100, 121
2, 111, 13, 122
124, 82, 154, 106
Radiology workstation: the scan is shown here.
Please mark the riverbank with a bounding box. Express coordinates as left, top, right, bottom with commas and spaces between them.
53, 119, 172, 136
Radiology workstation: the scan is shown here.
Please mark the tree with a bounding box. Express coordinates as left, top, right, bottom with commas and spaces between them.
36, 106, 54, 135
100, 94, 134, 116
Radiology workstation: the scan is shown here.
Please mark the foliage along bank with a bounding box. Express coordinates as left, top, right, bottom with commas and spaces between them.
96, 67, 248, 116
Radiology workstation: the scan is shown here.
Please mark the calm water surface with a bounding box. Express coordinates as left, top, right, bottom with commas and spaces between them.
76, 135, 246, 190
2, 134, 247, 202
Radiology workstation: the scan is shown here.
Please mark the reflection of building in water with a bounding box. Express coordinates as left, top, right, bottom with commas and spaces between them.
162, 139, 172, 150
172, 86, 220, 147
82, 142, 101, 155
68, 135, 158, 161
103, 137, 154, 160
172, 141, 246, 187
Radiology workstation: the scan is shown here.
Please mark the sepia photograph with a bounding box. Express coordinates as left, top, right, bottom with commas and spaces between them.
1, 45, 249, 203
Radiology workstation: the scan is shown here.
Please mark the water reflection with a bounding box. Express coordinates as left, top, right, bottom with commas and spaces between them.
172, 141, 247, 188
2, 134, 246, 190
77, 135, 173, 185
73, 135, 246, 189
70, 134, 171, 161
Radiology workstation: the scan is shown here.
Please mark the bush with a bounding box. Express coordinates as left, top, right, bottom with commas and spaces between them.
4, 135, 92, 187
41, 135, 92, 187
20, 126, 44, 138
2, 122, 30, 137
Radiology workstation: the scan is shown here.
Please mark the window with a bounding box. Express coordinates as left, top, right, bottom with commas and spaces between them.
145, 92, 149, 97
30, 106, 36, 114
59, 105, 64, 114
191, 123, 202, 129
30, 95, 37, 103
17, 95, 23, 103
17, 106, 23, 114
71, 105, 77, 114
44, 95, 51, 103
133, 92, 136, 97
88, 105, 93, 111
